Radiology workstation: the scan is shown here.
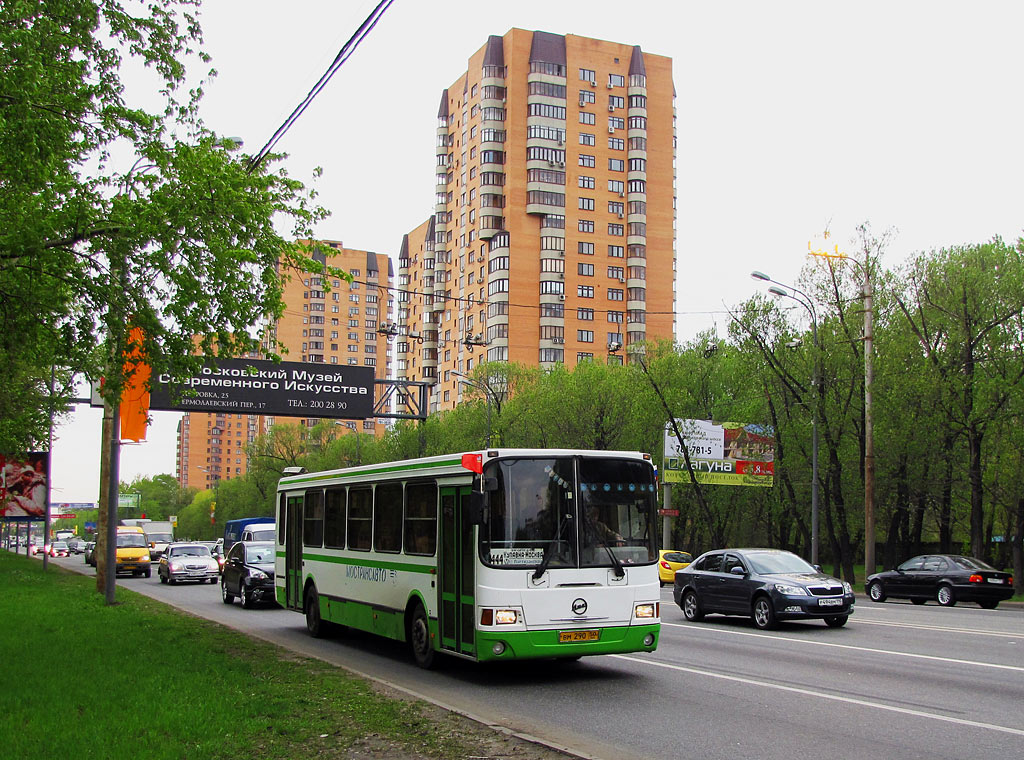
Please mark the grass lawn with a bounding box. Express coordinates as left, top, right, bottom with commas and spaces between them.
0, 552, 533, 760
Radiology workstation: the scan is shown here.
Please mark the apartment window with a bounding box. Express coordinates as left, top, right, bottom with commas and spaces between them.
540, 235, 565, 251
480, 172, 505, 186
578, 197, 595, 211
608, 245, 624, 258
629, 200, 647, 215
481, 150, 505, 164
629, 222, 646, 236
577, 330, 594, 343
608, 158, 625, 172
540, 302, 564, 318
579, 111, 596, 125
608, 266, 625, 280
530, 61, 566, 76
608, 95, 624, 109
608, 288, 624, 301
578, 352, 595, 362
627, 287, 646, 301
628, 179, 646, 194
578, 132, 595, 146
489, 256, 510, 273
528, 103, 566, 119
629, 157, 646, 172
527, 168, 565, 185
578, 154, 595, 168
579, 89, 596, 104
608, 137, 624, 150
578, 175, 595, 189
608, 180, 625, 194
609, 74, 625, 87
481, 107, 506, 121
578, 308, 594, 321
578, 241, 595, 255
629, 94, 647, 109
481, 128, 506, 143
540, 280, 565, 295
608, 201, 624, 215
527, 125, 565, 142
540, 257, 565, 273
539, 347, 564, 363
607, 311, 624, 323
541, 214, 565, 228
577, 285, 594, 298
608, 116, 625, 130
540, 324, 564, 340
608, 223, 624, 236
528, 81, 566, 98
627, 115, 647, 130
578, 263, 594, 277
578, 219, 595, 233
578, 68, 596, 82
488, 278, 509, 295
527, 190, 565, 207
526, 146, 566, 163
629, 136, 647, 151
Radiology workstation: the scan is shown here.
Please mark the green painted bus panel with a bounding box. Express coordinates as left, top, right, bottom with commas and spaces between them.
319, 595, 432, 645
474, 623, 660, 662
302, 552, 435, 575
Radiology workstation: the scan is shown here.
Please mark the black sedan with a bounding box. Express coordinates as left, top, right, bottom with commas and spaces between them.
866, 555, 1014, 608
221, 540, 276, 608
674, 548, 855, 630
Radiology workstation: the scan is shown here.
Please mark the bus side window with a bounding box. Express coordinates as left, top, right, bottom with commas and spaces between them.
405, 482, 438, 556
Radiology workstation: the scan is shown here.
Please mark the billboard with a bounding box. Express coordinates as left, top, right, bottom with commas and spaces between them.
148, 358, 375, 419
663, 420, 775, 487
1, 452, 50, 520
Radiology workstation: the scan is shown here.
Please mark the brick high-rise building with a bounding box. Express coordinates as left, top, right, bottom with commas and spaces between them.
395, 30, 676, 413
176, 241, 393, 488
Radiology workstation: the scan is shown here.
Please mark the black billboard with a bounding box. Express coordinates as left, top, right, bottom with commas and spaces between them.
150, 358, 375, 419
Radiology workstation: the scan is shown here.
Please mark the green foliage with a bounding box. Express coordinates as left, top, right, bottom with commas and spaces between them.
0, 0, 328, 451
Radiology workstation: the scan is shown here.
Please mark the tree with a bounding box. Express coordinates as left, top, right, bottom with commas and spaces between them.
0, 0, 330, 452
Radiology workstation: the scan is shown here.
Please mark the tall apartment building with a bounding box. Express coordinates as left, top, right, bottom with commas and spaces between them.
395, 30, 676, 413
176, 241, 394, 489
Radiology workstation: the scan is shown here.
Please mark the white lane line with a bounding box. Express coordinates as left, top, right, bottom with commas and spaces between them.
849, 618, 1024, 639
612, 654, 1024, 737
661, 621, 1024, 672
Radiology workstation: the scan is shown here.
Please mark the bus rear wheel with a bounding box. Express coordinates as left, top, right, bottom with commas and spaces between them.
305, 587, 326, 638
409, 603, 435, 669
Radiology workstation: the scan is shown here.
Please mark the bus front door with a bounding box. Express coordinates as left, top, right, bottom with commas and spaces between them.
439, 486, 476, 658
285, 494, 303, 610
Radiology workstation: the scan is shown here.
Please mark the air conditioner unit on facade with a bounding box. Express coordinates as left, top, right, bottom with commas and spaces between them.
557, 161, 565, 168
579, 100, 587, 108
607, 82, 614, 89
618, 213, 624, 219
552, 337, 564, 344
608, 127, 615, 133
558, 294, 565, 300
608, 105, 615, 112
619, 191, 625, 197
590, 80, 597, 87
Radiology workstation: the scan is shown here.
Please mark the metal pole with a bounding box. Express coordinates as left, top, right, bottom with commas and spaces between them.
105, 398, 120, 605
662, 482, 672, 551
810, 317, 820, 566
863, 263, 875, 578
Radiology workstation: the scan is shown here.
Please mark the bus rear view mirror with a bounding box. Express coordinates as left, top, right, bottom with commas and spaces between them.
465, 490, 489, 525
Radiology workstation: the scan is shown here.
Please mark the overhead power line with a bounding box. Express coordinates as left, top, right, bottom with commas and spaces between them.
246, 0, 396, 174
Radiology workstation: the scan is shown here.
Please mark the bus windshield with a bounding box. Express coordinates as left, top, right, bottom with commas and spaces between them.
481, 456, 657, 570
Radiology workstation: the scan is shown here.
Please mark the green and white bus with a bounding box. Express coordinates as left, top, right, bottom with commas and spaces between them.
275, 448, 661, 667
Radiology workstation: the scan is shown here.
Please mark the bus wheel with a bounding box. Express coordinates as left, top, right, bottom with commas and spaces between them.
409, 603, 435, 669
305, 587, 326, 638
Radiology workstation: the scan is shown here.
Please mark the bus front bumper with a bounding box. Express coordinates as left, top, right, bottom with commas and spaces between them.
474, 623, 659, 662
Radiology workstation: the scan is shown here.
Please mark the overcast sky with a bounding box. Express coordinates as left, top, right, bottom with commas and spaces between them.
47, 0, 1024, 506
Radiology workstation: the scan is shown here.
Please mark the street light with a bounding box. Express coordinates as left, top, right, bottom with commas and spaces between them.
752, 270, 821, 565
452, 370, 494, 448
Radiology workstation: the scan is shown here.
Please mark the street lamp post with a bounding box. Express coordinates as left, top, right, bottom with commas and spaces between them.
452, 370, 494, 448
752, 271, 821, 565
334, 421, 361, 465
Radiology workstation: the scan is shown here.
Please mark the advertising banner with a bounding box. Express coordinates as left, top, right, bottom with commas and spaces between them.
1, 452, 50, 520
148, 358, 375, 419
663, 420, 775, 487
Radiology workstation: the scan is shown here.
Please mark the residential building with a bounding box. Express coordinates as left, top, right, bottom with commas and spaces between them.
395, 30, 676, 413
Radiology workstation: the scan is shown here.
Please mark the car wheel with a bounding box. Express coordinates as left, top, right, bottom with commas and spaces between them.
937, 585, 956, 607
911, 598, 926, 605
305, 587, 326, 638
979, 600, 999, 609
221, 580, 234, 604
408, 602, 435, 669
752, 596, 777, 630
682, 590, 704, 622
168, 577, 176, 585
867, 581, 886, 603
144, 569, 151, 578
241, 584, 253, 609
209, 577, 217, 584
824, 615, 848, 628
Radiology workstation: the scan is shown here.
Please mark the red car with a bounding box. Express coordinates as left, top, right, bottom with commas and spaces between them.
48, 541, 70, 557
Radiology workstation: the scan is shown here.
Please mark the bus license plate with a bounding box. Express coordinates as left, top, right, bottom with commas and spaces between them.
818, 597, 843, 606
559, 629, 599, 643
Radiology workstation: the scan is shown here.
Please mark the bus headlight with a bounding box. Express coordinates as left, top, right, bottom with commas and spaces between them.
492, 641, 506, 655
495, 609, 518, 625
634, 603, 656, 619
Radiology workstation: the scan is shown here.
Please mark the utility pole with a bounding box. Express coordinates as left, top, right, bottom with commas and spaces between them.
863, 260, 876, 578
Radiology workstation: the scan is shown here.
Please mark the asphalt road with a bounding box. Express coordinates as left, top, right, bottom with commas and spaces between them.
40, 552, 1024, 760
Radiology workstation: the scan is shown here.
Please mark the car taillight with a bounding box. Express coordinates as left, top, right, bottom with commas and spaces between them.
1007, 576, 1013, 586
968, 574, 983, 583
660, 561, 671, 570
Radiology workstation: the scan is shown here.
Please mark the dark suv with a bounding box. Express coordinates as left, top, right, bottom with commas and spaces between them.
220, 541, 276, 608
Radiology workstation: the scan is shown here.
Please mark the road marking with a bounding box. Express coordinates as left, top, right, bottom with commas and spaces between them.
849, 618, 1024, 639
612, 654, 1024, 737
662, 621, 1024, 672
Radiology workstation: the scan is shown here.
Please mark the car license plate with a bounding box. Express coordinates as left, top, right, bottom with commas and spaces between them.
987, 578, 1004, 584
818, 597, 843, 607
559, 629, 600, 643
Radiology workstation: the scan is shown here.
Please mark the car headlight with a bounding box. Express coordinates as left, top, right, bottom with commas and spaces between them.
170, 561, 183, 571
773, 583, 808, 596
249, 568, 267, 580
842, 581, 853, 594
634, 603, 657, 619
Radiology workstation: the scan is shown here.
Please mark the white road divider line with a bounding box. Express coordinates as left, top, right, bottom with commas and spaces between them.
847, 618, 1024, 639
612, 654, 1024, 737
662, 621, 1024, 672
